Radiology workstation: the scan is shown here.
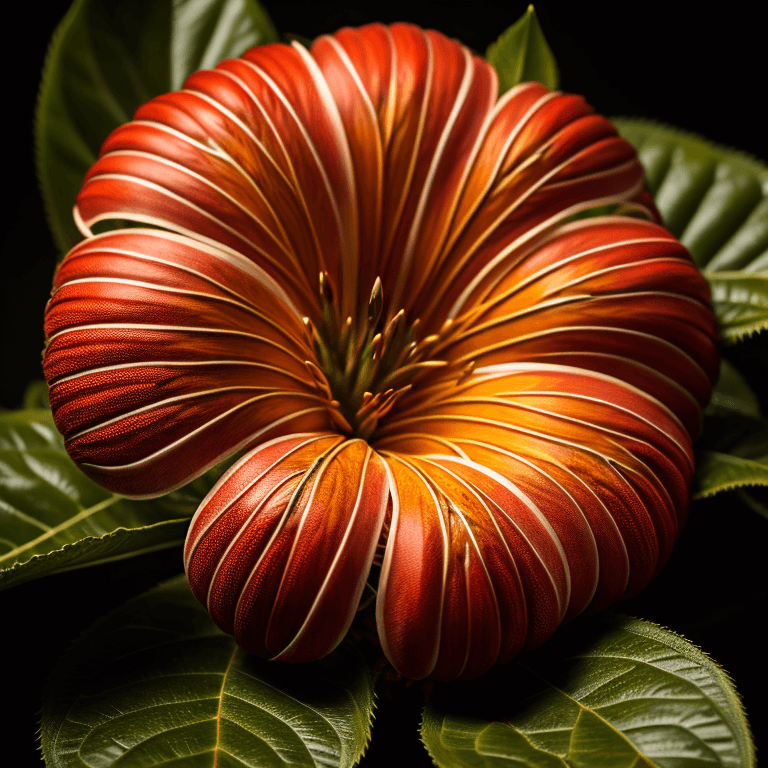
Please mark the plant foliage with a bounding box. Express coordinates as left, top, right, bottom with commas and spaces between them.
40, 576, 374, 768
422, 615, 755, 768
6, 3, 763, 766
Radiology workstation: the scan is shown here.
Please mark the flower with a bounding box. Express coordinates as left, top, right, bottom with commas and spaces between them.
43, 23, 719, 680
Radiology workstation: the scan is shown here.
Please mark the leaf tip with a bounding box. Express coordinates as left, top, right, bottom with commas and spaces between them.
486, 4, 559, 94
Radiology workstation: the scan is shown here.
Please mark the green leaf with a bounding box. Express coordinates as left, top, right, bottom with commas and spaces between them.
705, 359, 761, 419
614, 118, 768, 342
41, 575, 374, 768
486, 5, 558, 94
696, 357, 768, 501
695, 419, 768, 499
422, 614, 754, 768
0, 519, 189, 591
36, 0, 277, 255
0, 409, 209, 590
705, 271, 768, 343
171, 0, 277, 89
695, 450, 768, 500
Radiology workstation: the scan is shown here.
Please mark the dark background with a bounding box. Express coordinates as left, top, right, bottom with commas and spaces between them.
2, 0, 766, 763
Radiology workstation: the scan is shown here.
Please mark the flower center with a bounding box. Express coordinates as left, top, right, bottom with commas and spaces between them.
304, 273, 448, 440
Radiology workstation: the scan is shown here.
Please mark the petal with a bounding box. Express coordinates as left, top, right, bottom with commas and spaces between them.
313, 24, 498, 313
433, 217, 719, 436
379, 451, 570, 680
377, 359, 696, 628
44, 230, 332, 496
76, 40, 359, 316
185, 433, 390, 661
413, 87, 654, 329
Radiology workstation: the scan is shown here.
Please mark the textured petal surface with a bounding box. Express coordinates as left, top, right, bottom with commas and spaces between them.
373, 215, 718, 676
185, 433, 389, 661
71, 24, 652, 326
43, 23, 719, 678
375, 358, 700, 678
44, 230, 331, 496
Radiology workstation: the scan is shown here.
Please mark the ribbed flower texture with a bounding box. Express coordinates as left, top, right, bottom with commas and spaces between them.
43, 24, 720, 680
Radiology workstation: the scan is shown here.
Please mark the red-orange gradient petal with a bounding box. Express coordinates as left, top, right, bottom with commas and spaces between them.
379, 451, 570, 680
44, 230, 331, 496
376, 359, 699, 667
70, 24, 652, 326
41, 21, 720, 680
425, 216, 719, 438
185, 433, 389, 661
411, 86, 654, 330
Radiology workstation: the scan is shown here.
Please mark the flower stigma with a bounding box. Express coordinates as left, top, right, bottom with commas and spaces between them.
306, 272, 453, 440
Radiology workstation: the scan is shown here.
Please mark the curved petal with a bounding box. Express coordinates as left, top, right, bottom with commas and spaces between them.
412, 87, 655, 330
76, 40, 359, 316
44, 230, 332, 496
424, 217, 719, 437
185, 433, 390, 661
379, 451, 568, 680
377, 360, 696, 631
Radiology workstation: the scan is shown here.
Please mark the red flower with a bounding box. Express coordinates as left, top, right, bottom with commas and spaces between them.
43, 24, 719, 679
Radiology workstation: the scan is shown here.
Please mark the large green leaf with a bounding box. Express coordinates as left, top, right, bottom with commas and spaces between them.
615, 118, 768, 342
0, 409, 212, 590
41, 575, 374, 768
486, 6, 559, 94
36, 0, 277, 254
422, 614, 754, 768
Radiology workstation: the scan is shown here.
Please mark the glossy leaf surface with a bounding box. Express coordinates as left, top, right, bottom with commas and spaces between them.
486, 6, 558, 93
0, 409, 206, 589
615, 118, 768, 342
35, 0, 276, 253
0, 519, 188, 591
41, 575, 374, 768
422, 614, 754, 768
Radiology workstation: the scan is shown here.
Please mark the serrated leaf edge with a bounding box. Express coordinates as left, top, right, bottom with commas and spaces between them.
421, 614, 755, 768
618, 616, 755, 768
0, 519, 188, 589
694, 450, 768, 500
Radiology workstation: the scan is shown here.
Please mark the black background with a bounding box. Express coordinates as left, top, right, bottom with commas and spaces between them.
2, 0, 766, 763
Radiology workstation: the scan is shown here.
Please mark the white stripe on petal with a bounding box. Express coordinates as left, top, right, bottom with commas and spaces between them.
80, 405, 329, 498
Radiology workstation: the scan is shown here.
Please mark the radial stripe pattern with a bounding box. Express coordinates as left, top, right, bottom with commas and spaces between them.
43, 23, 719, 679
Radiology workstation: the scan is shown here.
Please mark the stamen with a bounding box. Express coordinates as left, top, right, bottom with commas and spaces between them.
368, 277, 384, 327
308, 276, 461, 439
